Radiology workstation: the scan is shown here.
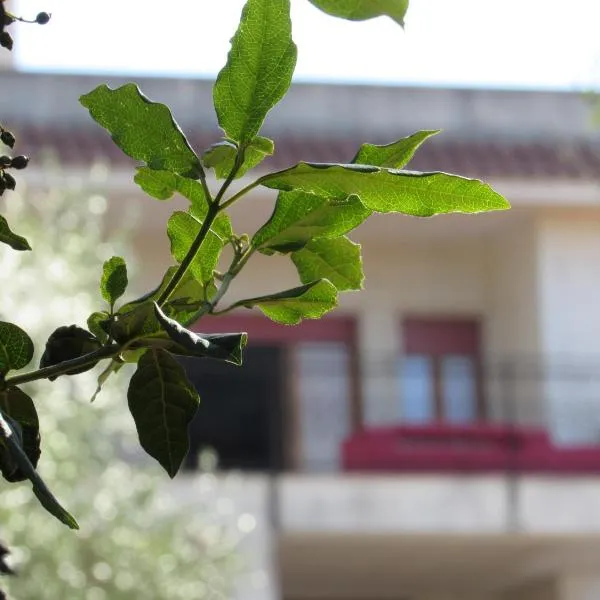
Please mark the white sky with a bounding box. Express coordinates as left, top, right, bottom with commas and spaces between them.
12, 0, 600, 90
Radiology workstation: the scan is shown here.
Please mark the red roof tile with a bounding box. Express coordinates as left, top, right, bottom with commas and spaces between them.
9, 125, 600, 180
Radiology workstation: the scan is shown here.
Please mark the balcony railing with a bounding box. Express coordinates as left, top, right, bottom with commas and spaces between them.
181, 354, 600, 476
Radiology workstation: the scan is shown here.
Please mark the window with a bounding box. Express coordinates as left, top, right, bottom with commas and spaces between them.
182, 315, 358, 472
399, 318, 483, 423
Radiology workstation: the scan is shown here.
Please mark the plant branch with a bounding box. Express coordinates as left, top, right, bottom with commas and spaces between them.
213, 146, 246, 207
156, 203, 220, 306
218, 179, 260, 212
197, 169, 213, 206
4, 344, 120, 388
209, 272, 235, 309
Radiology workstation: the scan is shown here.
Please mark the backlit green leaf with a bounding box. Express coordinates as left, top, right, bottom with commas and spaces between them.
203, 136, 274, 179
0, 216, 31, 251
80, 83, 202, 178
0, 322, 34, 375
112, 268, 208, 344
128, 349, 200, 478
153, 303, 247, 366
0, 410, 78, 529
352, 130, 439, 168
291, 237, 363, 291
213, 0, 297, 144
167, 212, 231, 286
100, 256, 128, 307
309, 0, 409, 26
252, 190, 370, 254
259, 162, 510, 216
233, 279, 338, 325
134, 168, 208, 214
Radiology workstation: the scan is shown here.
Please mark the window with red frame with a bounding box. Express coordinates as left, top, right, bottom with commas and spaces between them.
399, 318, 484, 424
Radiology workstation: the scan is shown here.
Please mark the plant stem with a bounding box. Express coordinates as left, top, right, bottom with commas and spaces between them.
198, 171, 213, 207
4, 344, 120, 388
213, 147, 246, 207
156, 147, 247, 307
156, 203, 220, 306
209, 272, 235, 308
230, 246, 255, 276
218, 180, 260, 212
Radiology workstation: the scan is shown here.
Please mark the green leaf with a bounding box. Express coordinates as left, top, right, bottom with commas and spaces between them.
134, 167, 207, 214
252, 190, 370, 254
213, 0, 297, 144
352, 130, 439, 168
0, 215, 31, 251
107, 302, 158, 344
233, 279, 338, 325
0, 322, 34, 375
39, 325, 102, 381
111, 268, 208, 344
308, 0, 409, 26
167, 212, 231, 286
153, 303, 247, 366
0, 410, 78, 529
100, 256, 128, 307
80, 83, 202, 178
119, 266, 202, 317
87, 311, 110, 345
259, 162, 510, 216
0, 387, 40, 481
291, 237, 363, 292
203, 136, 274, 179
127, 349, 200, 478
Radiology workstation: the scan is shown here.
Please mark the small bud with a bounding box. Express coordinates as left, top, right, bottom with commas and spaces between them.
0, 31, 13, 51
10, 155, 29, 170
2, 172, 16, 191
35, 12, 51, 25
0, 131, 15, 149
0, 156, 11, 168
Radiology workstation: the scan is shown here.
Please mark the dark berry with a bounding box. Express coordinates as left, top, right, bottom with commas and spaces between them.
0, 156, 11, 168
0, 179, 6, 196
35, 12, 51, 25
0, 31, 13, 50
10, 155, 29, 170
0, 131, 15, 148
3, 172, 15, 191
3, 14, 15, 26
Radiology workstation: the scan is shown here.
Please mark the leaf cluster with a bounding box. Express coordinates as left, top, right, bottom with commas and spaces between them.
0, 0, 510, 529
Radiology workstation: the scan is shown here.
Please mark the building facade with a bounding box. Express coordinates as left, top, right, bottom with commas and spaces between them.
4, 68, 600, 599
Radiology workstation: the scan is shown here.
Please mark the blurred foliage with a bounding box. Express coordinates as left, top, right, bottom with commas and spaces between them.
0, 172, 247, 599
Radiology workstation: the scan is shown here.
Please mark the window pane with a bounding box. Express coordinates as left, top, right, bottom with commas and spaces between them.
296, 342, 351, 472
441, 355, 477, 423
399, 355, 435, 422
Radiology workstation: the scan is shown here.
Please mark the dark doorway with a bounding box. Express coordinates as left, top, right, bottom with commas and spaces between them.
178, 344, 285, 472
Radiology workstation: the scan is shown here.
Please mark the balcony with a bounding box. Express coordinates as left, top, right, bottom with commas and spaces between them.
341, 423, 600, 474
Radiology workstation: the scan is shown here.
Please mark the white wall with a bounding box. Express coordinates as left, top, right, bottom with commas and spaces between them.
485, 217, 543, 425
536, 215, 600, 444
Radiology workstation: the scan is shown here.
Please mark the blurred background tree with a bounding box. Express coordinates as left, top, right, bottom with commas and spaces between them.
0, 163, 247, 599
